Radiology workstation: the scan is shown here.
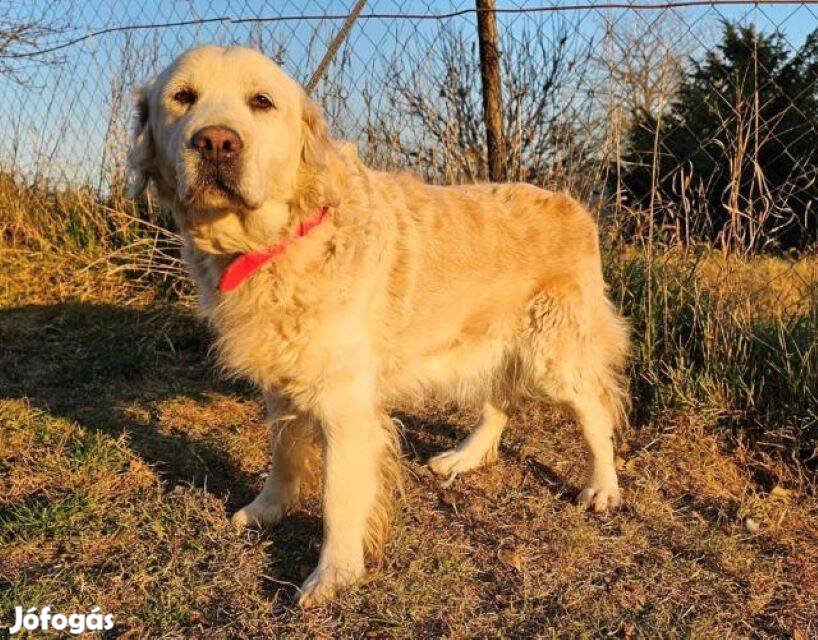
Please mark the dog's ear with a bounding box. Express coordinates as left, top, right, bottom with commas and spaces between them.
297, 93, 343, 209
300, 93, 331, 169
126, 84, 156, 198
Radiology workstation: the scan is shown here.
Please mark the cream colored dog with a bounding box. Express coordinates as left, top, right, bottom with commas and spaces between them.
128, 45, 630, 607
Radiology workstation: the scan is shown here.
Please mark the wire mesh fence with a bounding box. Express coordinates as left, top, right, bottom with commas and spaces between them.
0, 0, 816, 251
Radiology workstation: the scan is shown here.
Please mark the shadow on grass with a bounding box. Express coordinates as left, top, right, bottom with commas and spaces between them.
395, 407, 579, 506
393, 410, 464, 463
0, 301, 259, 504
0, 300, 580, 602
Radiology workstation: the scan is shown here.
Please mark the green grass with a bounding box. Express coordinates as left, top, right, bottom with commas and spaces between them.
606, 247, 817, 464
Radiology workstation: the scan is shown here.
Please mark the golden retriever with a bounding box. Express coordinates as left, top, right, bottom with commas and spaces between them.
128, 45, 630, 607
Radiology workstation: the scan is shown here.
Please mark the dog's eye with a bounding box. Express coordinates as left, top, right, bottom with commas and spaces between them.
172, 88, 197, 106
249, 93, 275, 111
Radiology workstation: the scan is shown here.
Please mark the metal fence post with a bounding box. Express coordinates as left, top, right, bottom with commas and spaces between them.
476, 0, 505, 182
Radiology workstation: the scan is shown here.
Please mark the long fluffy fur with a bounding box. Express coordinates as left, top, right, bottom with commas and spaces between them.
129, 45, 630, 604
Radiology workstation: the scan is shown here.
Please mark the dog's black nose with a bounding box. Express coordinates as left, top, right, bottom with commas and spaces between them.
191, 126, 243, 162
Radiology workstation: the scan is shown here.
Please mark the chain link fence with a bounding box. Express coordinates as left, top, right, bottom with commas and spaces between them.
0, 0, 816, 250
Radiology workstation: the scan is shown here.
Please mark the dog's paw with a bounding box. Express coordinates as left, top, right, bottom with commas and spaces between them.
428, 445, 495, 480
429, 449, 472, 478
231, 500, 285, 530
577, 480, 621, 512
297, 561, 365, 608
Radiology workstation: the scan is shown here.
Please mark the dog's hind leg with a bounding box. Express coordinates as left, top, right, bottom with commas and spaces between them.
232, 395, 319, 529
526, 291, 629, 512
428, 402, 508, 482
571, 395, 621, 511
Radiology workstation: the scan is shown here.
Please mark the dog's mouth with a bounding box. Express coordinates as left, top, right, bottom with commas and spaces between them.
185, 163, 253, 210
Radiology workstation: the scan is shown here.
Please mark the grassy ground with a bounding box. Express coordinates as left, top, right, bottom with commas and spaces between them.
1, 246, 816, 639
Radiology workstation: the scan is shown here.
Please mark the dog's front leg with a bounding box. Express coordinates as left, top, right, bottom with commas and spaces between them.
298, 375, 386, 607
232, 393, 319, 529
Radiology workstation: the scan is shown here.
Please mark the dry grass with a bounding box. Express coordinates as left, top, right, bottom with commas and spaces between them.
1, 245, 816, 638
0, 175, 815, 637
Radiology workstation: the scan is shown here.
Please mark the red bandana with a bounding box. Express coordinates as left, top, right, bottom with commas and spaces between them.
218, 204, 330, 293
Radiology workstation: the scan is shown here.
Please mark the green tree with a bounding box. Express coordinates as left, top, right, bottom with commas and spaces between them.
620, 23, 818, 251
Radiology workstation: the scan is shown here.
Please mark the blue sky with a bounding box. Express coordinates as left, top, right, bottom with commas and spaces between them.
1, 1, 815, 187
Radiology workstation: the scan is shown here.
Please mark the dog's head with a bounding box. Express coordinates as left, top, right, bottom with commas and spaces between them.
129, 45, 336, 253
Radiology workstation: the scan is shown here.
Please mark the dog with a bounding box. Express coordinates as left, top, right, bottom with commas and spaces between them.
128, 45, 630, 607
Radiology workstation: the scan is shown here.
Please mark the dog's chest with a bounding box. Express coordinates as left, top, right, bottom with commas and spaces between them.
206, 271, 354, 395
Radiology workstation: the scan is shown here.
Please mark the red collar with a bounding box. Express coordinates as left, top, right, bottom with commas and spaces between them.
218, 204, 329, 293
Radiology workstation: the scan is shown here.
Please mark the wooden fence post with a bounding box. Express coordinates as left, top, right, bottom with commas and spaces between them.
476, 0, 505, 182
